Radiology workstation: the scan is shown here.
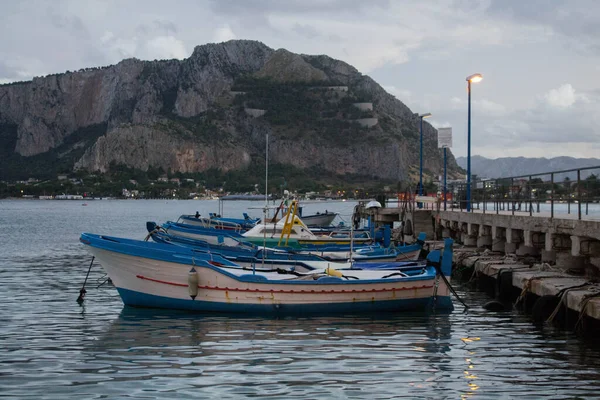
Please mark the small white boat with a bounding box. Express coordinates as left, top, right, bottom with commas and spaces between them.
300, 210, 338, 227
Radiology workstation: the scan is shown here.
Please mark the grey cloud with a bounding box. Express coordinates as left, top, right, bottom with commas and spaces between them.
136, 19, 178, 36
291, 24, 342, 42
478, 90, 600, 149
0, 61, 25, 81
485, 0, 600, 54
48, 10, 89, 38
292, 24, 320, 39
209, 0, 390, 16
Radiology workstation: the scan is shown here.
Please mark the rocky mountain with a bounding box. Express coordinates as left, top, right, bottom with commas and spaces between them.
456, 155, 600, 179
0, 40, 461, 184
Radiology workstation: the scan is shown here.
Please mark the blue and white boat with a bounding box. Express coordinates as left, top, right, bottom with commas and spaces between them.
178, 213, 260, 232
147, 228, 427, 272
149, 222, 425, 263
154, 221, 377, 251
80, 233, 454, 314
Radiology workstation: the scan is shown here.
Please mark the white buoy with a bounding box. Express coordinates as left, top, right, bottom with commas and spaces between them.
188, 267, 199, 300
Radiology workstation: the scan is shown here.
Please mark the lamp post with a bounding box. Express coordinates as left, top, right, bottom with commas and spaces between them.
465, 73, 482, 212
437, 127, 452, 211
418, 112, 432, 209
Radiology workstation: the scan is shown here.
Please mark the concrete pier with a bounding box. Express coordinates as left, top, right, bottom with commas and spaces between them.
454, 250, 600, 322
438, 209, 600, 275
356, 201, 600, 328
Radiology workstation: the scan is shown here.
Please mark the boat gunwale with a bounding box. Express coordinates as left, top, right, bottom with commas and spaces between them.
81, 233, 443, 286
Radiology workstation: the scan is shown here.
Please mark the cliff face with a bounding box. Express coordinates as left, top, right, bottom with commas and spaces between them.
0, 40, 460, 182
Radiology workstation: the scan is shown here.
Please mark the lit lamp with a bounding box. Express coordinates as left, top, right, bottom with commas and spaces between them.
418, 112, 432, 209
466, 73, 482, 212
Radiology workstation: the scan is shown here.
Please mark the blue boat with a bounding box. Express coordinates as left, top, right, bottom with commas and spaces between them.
148, 222, 424, 262
177, 213, 260, 232
155, 221, 377, 251
80, 233, 455, 314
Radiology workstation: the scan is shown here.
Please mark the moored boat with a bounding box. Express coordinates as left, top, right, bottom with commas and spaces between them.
299, 210, 338, 227
80, 233, 454, 314
149, 221, 415, 262
177, 213, 260, 232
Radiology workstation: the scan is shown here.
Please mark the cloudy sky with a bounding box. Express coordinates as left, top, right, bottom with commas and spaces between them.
1, 0, 599, 159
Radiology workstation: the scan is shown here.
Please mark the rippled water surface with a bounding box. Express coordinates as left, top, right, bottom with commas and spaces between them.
1, 199, 599, 399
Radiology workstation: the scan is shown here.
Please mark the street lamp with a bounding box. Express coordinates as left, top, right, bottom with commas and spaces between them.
418, 112, 432, 209
466, 73, 482, 212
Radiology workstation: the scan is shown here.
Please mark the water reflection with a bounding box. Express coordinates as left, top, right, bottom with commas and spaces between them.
81, 309, 459, 398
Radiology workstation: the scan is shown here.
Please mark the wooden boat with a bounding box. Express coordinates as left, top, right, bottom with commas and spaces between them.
160, 217, 373, 249
299, 210, 338, 227
177, 213, 260, 232
242, 201, 372, 247
79, 233, 454, 314
152, 221, 407, 260
146, 228, 426, 271
313, 232, 427, 262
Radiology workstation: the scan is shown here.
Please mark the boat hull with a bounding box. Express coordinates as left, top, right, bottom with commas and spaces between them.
117, 287, 451, 314
84, 240, 453, 315
301, 212, 338, 227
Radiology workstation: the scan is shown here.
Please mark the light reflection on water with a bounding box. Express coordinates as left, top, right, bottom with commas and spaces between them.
1, 199, 599, 399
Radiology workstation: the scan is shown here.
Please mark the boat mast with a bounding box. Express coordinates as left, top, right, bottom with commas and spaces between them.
349, 216, 354, 264
261, 133, 269, 271
265, 133, 269, 206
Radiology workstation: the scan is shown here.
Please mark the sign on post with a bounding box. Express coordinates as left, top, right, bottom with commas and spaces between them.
438, 127, 452, 148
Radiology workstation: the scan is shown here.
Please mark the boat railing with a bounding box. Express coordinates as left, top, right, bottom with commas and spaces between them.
177, 215, 243, 233
212, 219, 243, 233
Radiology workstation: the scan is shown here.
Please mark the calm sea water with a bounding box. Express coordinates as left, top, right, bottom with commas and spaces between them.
1, 199, 599, 399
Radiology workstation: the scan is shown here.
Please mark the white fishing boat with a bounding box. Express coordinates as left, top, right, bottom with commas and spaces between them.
80, 233, 455, 314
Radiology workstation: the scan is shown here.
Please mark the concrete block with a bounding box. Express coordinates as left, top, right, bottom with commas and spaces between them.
516, 245, 539, 256
589, 241, 600, 255
589, 256, 600, 269
477, 235, 492, 248
541, 249, 556, 264
545, 232, 554, 252
492, 240, 506, 253
571, 235, 582, 256
505, 242, 517, 254
556, 253, 585, 272
463, 235, 477, 247
524, 230, 533, 247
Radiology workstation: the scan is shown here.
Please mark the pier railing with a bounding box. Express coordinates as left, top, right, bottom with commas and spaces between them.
446, 165, 600, 220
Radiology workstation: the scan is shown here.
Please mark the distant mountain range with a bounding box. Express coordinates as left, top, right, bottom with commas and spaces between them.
455, 156, 600, 180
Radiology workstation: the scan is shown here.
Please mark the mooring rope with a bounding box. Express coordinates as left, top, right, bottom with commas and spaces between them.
76, 256, 95, 304
546, 283, 595, 324
143, 226, 164, 241
514, 275, 569, 307
574, 290, 600, 332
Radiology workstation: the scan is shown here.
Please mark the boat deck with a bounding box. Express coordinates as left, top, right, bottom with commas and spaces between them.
222, 266, 414, 281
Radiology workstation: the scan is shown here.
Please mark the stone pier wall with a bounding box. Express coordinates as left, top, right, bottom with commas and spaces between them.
438, 211, 600, 276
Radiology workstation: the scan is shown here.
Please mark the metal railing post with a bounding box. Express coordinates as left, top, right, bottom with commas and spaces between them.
483, 180, 486, 214
511, 178, 515, 215
551, 173, 554, 220
496, 179, 499, 214
578, 169, 582, 220
529, 175, 533, 216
